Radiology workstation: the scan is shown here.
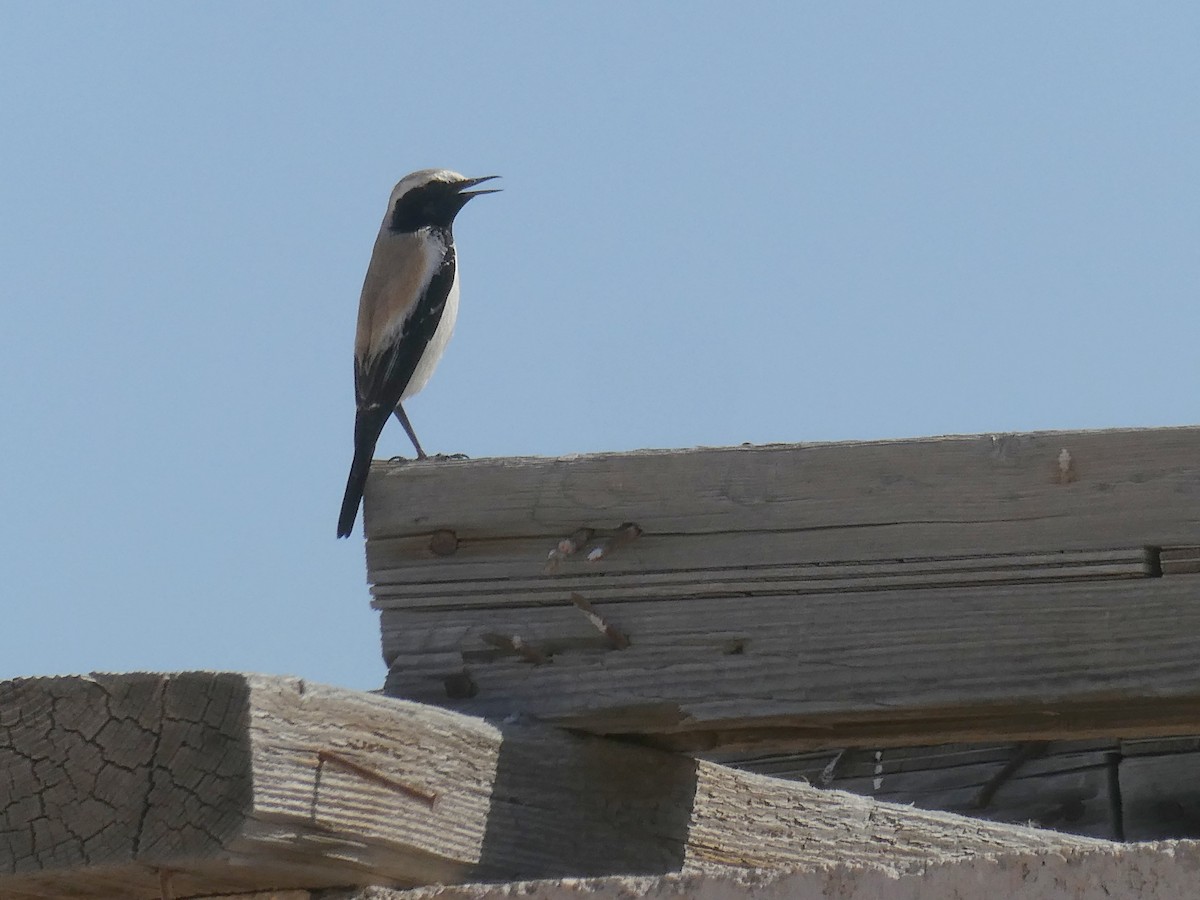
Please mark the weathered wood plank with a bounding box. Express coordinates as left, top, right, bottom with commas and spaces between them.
711, 741, 1120, 839
362, 428, 1200, 558
382, 575, 1200, 749
370, 541, 1154, 587
307, 842, 1200, 900
367, 533, 1152, 587
0, 673, 1102, 900
370, 547, 1154, 610
0, 673, 254, 900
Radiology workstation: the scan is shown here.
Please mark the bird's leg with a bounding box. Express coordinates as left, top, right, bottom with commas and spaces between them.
393, 402, 428, 460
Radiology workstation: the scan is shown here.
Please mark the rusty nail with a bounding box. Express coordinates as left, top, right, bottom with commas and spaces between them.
482, 632, 550, 665
544, 527, 594, 573
569, 593, 631, 649
317, 749, 437, 806
587, 522, 642, 562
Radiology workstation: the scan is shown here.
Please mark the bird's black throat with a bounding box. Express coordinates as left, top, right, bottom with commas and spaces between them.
389, 180, 473, 233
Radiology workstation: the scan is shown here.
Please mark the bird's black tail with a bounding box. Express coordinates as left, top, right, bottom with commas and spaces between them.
337, 408, 390, 538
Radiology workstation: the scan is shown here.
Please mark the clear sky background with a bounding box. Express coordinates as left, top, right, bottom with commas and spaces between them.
2, 5, 1197, 690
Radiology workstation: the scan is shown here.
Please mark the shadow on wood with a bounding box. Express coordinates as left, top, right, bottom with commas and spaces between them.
474, 725, 695, 881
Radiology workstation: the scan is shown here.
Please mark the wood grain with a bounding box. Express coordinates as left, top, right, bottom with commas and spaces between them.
362, 428, 1200, 556
370, 547, 1154, 610
711, 741, 1120, 839
272, 843, 1200, 900
382, 575, 1200, 748
0, 673, 1102, 900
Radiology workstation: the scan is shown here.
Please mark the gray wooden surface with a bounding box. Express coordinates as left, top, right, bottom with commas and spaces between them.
381, 572, 1200, 748
714, 738, 1200, 841
187, 843, 1200, 900
365, 428, 1200, 750
711, 741, 1120, 839
0, 673, 1099, 900
363, 427, 1200, 553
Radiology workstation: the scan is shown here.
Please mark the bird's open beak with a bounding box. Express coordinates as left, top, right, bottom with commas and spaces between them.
456, 175, 502, 198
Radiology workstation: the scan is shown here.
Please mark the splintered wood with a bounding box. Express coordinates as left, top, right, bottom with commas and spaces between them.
0, 673, 1101, 900
362, 427, 1200, 749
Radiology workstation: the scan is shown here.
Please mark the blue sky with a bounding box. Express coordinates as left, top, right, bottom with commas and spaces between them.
2, 5, 1197, 690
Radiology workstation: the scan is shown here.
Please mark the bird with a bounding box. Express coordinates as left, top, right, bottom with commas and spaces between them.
337, 169, 499, 539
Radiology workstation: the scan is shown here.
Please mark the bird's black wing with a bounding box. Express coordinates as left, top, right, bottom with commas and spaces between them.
337, 243, 456, 538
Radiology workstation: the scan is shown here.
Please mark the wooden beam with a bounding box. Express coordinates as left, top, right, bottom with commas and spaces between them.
712, 740, 1122, 839
704, 735, 1200, 843
381, 574, 1200, 749
362, 427, 1200, 553
233, 842, 1200, 900
1, 673, 1100, 900
364, 427, 1200, 749
370, 546, 1156, 610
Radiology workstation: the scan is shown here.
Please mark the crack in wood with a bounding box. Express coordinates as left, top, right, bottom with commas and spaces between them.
130, 677, 167, 858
